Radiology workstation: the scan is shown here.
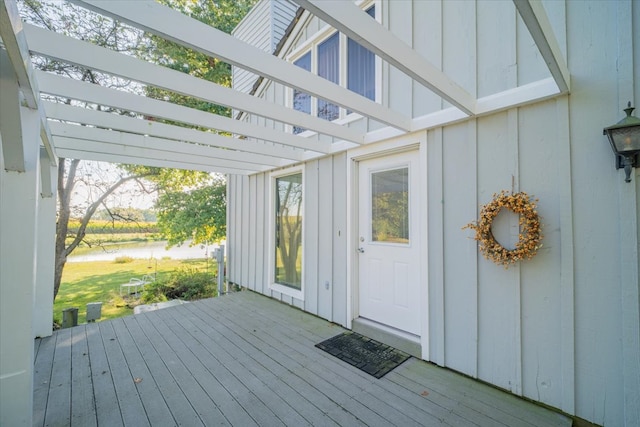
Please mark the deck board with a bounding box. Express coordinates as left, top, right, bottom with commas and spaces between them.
44, 327, 72, 427
34, 290, 572, 427
70, 326, 97, 427
121, 315, 203, 426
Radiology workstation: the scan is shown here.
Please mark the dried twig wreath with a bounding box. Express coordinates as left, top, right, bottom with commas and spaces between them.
463, 190, 542, 268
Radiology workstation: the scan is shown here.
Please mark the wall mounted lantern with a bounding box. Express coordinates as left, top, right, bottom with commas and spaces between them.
603, 102, 640, 183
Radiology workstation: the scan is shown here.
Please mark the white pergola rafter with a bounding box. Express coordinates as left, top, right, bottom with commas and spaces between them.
49, 123, 273, 173
69, 0, 412, 131
42, 101, 304, 163
513, 0, 570, 93
292, 0, 477, 117
36, 71, 329, 155
23, 24, 358, 148
49, 123, 285, 170
54, 139, 255, 175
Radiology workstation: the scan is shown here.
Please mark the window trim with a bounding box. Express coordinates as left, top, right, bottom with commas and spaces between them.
268, 165, 305, 300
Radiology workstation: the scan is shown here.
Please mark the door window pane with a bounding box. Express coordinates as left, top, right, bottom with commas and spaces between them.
371, 167, 409, 243
275, 173, 303, 289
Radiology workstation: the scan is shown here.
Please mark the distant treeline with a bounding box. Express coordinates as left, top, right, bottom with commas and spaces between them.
68, 219, 160, 234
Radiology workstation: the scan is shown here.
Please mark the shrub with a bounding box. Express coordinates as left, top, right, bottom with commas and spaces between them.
142, 268, 215, 303
114, 256, 134, 264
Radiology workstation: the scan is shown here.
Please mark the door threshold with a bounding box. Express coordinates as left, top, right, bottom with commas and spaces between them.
352, 317, 422, 359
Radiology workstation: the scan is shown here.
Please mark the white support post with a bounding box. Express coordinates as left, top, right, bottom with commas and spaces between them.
0, 101, 41, 426
33, 150, 57, 338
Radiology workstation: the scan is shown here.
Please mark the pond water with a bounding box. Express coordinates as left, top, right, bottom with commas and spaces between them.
67, 240, 221, 262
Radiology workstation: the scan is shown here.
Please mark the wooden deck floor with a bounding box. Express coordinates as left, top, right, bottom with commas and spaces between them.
33, 290, 571, 426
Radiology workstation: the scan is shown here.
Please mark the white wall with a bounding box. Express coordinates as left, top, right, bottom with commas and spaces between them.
228, 1, 639, 425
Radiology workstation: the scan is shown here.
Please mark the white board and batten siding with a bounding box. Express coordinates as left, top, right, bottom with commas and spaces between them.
227, 153, 348, 324
228, 1, 640, 426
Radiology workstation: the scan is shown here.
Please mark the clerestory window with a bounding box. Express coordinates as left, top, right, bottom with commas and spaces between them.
290, 4, 376, 133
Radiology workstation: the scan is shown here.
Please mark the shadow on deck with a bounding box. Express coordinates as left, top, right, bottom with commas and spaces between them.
33, 290, 571, 426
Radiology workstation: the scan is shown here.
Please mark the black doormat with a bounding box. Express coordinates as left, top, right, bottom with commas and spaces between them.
315, 331, 411, 379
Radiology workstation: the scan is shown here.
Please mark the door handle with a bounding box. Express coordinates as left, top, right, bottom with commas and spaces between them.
357, 247, 365, 253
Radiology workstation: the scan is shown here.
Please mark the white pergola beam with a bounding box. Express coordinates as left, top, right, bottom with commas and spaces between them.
70, 0, 411, 131
42, 101, 303, 163
23, 24, 354, 148
0, 1, 56, 165
36, 71, 324, 155
48, 120, 284, 169
513, 0, 570, 93
293, 0, 477, 117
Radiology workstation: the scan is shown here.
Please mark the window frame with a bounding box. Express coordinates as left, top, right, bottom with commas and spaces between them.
286, 0, 380, 134
268, 165, 305, 300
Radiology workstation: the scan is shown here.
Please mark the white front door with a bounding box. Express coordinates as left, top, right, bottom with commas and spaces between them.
357, 151, 421, 336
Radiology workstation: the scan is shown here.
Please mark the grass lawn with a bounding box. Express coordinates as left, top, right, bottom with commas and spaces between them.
55, 258, 214, 325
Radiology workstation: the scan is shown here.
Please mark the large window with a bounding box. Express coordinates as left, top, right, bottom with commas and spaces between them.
274, 172, 303, 291
290, 4, 376, 126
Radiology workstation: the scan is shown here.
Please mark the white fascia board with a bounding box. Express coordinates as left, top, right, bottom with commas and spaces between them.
53, 136, 261, 174
293, 0, 476, 117
42, 101, 297, 165
0, 1, 56, 165
513, 0, 570, 93
36, 71, 324, 155
23, 24, 361, 146
408, 78, 562, 136
48, 122, 279, 171
69, 0, 411, 131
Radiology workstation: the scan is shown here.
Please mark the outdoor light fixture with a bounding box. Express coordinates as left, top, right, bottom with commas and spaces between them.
603, 102, 640, 183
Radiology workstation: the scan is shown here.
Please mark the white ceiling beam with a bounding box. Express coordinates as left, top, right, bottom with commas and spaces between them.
42, 101, 305, 162
53, 137, 259, 175
293, 0, 476, 117
69, 0, 411, 131
513, 0, 570, 93
48, 120, 283, 169
23, 25, 354, 148
0, 1, 56, 165
36, 71, 326, 154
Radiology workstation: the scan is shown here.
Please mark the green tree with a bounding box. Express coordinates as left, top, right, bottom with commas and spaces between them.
141, 0, 257, 118
156, 175, 227, 248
